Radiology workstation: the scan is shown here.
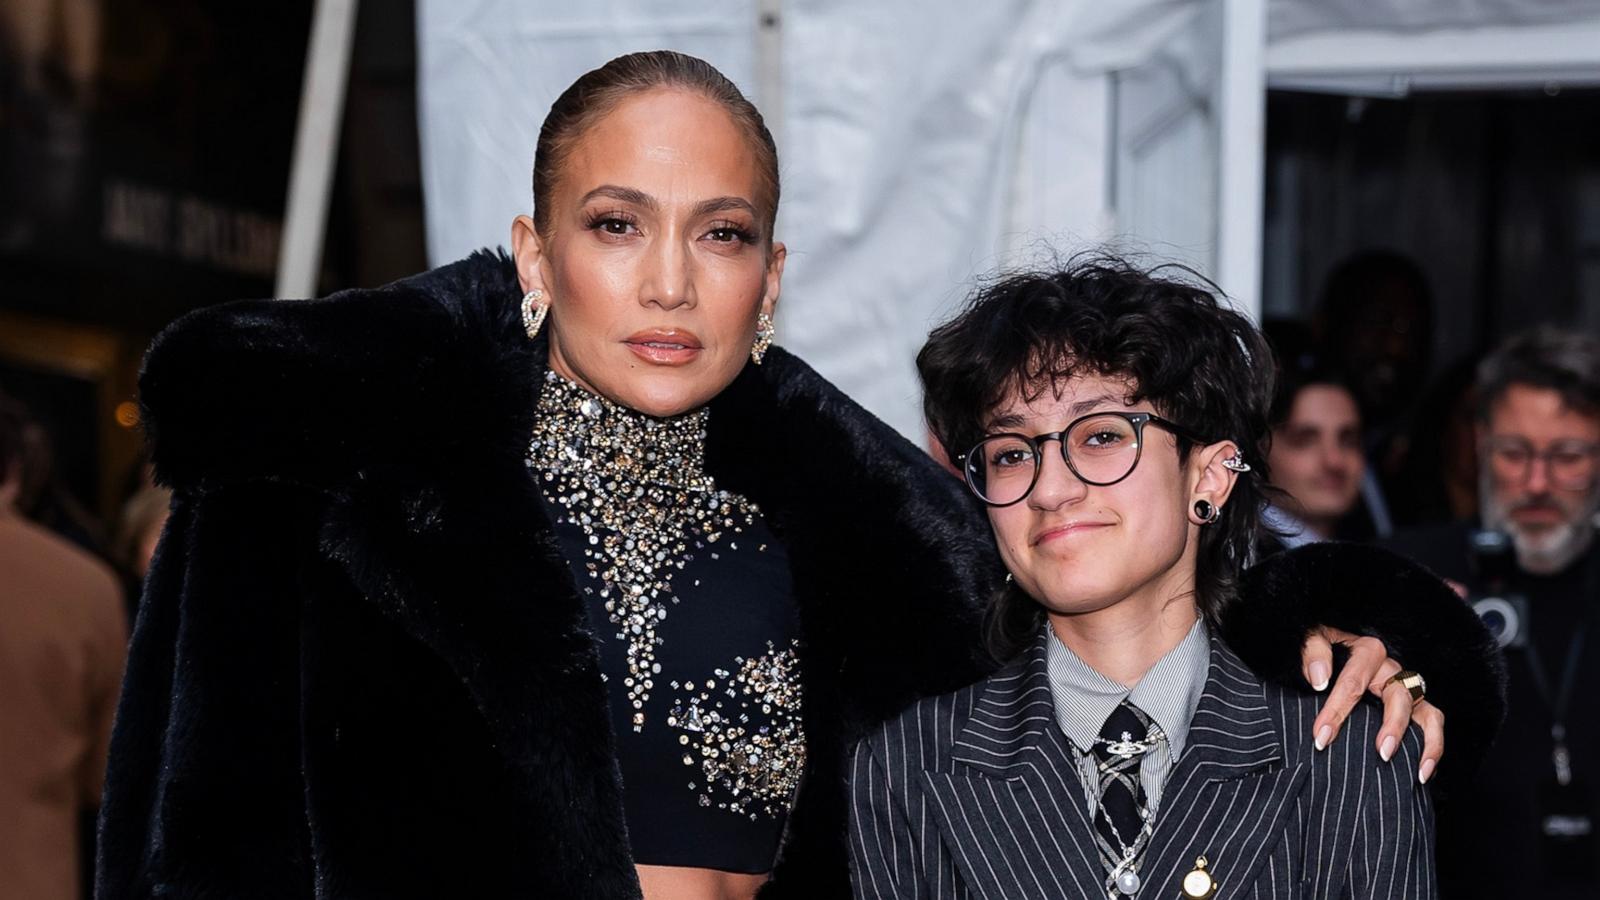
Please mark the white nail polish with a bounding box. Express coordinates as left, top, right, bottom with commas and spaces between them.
1380, 735, 1397, 762
1315, 725, 1332, 751
1418, 758, 1436, 784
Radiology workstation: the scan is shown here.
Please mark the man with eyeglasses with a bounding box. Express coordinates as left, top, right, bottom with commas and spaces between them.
1388, 326, 1600, 899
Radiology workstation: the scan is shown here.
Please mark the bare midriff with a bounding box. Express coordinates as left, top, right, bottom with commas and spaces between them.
636, 864, 768, 900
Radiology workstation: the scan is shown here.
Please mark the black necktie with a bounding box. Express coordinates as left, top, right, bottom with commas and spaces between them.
1092, 700, 1159, 895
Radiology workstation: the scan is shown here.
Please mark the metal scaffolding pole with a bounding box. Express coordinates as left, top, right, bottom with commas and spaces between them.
276, 0, 359, 299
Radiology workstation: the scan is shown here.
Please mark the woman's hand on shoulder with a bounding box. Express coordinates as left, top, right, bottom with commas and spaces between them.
1301, 626, 1443, 784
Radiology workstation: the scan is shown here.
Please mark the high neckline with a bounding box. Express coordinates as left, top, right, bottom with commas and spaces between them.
526, 370, 714, 492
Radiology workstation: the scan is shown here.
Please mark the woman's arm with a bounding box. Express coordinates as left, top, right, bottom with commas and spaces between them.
1223, 542, 1506, 793
847, 738, 926, 900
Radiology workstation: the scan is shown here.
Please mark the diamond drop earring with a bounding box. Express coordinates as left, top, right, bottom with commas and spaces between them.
521, 289, 547, 339
750, 312, 775, 365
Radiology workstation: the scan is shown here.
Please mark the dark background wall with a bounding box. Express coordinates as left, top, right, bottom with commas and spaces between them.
0, 0, 426, 522
1263, 88, 1600, 377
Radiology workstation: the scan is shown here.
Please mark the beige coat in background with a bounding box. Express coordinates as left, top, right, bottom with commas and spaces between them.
0, 514, 127, 900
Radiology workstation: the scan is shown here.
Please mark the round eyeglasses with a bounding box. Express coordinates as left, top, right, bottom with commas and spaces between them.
1483, 436, 1600, 492
957, 411, 1207, 507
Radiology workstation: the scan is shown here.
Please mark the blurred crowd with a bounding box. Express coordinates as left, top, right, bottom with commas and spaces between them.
0, 391, 164, 900
2, 247, 1596, 898
1263, 250, 1598, 898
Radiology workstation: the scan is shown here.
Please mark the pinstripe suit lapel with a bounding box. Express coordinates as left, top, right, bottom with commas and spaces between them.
920, 632, 1106, 900
1139, 641, 1308, 900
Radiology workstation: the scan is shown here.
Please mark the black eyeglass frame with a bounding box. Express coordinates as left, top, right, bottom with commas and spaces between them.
956, 411, 1209, 507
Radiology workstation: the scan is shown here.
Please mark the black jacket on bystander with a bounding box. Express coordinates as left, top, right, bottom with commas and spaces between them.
1389, 521, 1594, 899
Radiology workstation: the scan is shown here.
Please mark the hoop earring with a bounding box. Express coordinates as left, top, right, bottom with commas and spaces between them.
751, 312, 775, 365
521, 289, 548, 339
1193, 499, 1219, 524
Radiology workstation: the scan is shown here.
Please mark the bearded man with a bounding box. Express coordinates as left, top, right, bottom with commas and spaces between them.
1388, 326, 1600, 899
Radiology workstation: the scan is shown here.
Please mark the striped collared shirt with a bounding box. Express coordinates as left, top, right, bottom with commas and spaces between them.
1044, 618, 1210, 816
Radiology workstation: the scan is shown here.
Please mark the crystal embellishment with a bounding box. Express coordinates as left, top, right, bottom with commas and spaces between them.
527, 371, 807, 821
669, 642, 806, 819
527, 371, 762, 731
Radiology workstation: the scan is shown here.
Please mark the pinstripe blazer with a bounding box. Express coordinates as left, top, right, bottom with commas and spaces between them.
847, 629, 1436, 900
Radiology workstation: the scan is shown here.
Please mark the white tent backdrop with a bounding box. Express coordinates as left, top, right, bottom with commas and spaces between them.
1267, 0, 1600, 41
415, 1, 760, 270
415, 0, 1596, 440
1263, 0, 1600, 103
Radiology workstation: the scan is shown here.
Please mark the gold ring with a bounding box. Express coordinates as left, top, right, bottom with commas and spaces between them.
1388, 670, 1426, 703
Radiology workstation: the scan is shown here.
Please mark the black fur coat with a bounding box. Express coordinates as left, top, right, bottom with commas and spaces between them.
97, 251, 1502, 899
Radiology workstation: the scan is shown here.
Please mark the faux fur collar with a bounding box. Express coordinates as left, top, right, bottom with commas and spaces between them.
140, 250, 543, 491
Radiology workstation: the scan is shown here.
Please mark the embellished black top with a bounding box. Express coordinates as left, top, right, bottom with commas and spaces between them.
527, 371, 805, 873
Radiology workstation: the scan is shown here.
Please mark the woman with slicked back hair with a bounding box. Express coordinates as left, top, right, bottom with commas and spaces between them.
102, 52, 1484, 899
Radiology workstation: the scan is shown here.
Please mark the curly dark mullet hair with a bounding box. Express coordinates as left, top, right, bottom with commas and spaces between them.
917, 253, 1276, 659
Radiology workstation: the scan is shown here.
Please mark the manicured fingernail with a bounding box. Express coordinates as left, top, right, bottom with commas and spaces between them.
1315, 725, 1332, 751
1380, 735, 1398, 762
1309, 661, 1331, 692
1418, 758, 1436, 784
